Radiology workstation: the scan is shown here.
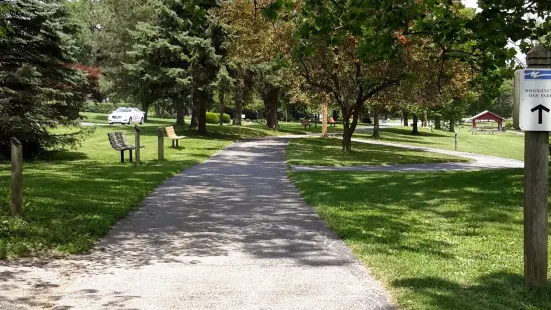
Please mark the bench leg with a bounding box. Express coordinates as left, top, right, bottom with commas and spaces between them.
172, 140, 175, 148
176, 139, 179, 147
120, 151, 124, 163
129, 150, 133, 163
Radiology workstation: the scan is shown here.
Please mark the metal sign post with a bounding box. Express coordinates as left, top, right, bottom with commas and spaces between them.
515, 44, 551, 286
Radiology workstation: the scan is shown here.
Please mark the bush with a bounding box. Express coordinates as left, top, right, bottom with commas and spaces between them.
223, 113, 231, 124
206, 112, 220, 124
505, 120, 514, 130
81, 101, 115, 114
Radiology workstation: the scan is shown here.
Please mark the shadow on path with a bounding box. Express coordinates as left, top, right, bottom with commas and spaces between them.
45, 138, 393, 310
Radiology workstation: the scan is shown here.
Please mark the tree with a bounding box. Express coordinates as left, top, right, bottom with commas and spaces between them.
64, 0, 99, 66
86, 0, 156, 111
216, 65, 235, 125
72, 64, 103, 102
124, 0, 225, 133
490, 79, 513, 118
0, 0, 86, 158
217, 0, 295, 129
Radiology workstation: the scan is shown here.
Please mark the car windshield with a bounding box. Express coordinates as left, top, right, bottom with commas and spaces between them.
116, 108, 132, 112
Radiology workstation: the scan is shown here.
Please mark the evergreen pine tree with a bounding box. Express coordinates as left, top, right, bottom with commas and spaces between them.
0, 0, 86, 158
125, 0, 226, 133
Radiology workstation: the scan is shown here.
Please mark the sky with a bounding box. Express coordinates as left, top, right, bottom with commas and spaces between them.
462, 0, 478, 9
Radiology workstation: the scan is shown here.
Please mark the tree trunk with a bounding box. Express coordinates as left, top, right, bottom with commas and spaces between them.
141, 102, 150, 122
411, 113, 419, 135
435, 116, 442, 130
176, 101, 186, 125
264, 85, 279, 130
403, 110, 408, 126
372, 106, 380, 138
219, 91, 224, 126
197, 89, 207, 134
342, 105, 361, 152
322, 97, 328, 137
449, 119, 455, 132
190, 104, 199, 128
154, 105, 162, 118
233, 79, 244, 126
422, 111, 428, 127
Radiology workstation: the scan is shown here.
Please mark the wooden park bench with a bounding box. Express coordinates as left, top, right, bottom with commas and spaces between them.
166, 126, 186, 148
108, 132, 143, 163
300, 119, 311, 129
328, 117, 337, 127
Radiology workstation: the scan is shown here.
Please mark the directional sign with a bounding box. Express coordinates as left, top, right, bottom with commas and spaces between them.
517, 69, 551, 131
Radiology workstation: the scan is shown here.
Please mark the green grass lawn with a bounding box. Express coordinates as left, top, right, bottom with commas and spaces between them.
355, 126, 525, 161
286, 138, 470, 166
0, 115, 282, 259
291, 169, 551, 310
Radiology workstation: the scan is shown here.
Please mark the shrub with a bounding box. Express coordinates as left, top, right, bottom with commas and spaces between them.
82, 101, 115, 114
206, 112, 220, 124
0, 187, 9, 216
223, 113, 231, 124
505, 120, 514, 130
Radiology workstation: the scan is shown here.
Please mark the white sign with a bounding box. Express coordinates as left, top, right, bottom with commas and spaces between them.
518, 69, 551, 131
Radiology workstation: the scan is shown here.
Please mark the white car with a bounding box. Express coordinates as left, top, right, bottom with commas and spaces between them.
108, 107, 145, 125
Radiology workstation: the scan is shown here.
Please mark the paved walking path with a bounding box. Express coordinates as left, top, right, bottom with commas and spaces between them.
292, 137, 523, 172
45, 138, 391, 309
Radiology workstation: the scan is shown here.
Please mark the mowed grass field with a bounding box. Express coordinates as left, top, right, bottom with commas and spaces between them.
0, 113, 287, 259
286, 138, 470, 167
355, 125, 525, 161
290, 169, 551, 309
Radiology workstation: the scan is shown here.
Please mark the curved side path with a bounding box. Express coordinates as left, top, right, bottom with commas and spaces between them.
292, 137, 523, 172
52, 138, 393, 309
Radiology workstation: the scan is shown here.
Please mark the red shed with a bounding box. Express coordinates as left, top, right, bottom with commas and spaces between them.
470, 110, 505, 131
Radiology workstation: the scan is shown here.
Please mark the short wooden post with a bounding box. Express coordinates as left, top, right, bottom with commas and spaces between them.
524, 44, 550, 286
134, 125, 141, 167
11, 137, 22, 216
158, 128, 164, 161
322, 95, 328, 137
454, 133, 458, 151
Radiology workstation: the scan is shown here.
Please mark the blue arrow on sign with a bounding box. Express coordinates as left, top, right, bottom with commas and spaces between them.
524, 70, 551, 80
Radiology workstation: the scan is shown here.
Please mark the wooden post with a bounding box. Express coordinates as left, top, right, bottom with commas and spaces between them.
11, 137, 22, 216
322, 95, 328, 137
134, 125, 141, 167
454, 133, 458, 151
158, 128, 164, 161
524, 44, 550, 286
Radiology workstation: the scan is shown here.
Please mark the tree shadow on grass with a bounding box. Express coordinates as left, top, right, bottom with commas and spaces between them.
39, 151, 89, 161
290, 169, 551, 308
393, 272, 551, 310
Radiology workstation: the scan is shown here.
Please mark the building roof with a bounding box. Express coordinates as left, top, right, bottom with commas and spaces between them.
469, 110, 505, 121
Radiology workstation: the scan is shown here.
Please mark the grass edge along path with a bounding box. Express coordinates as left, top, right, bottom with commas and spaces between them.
0, 117, 286, 259
290, 169, 551, 310
286, 137, 471, 167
